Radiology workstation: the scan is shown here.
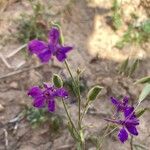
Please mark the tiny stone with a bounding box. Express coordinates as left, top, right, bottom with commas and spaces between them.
0, 104, 5, 112
102, 77, 113, 87
9, 82, 18, 89
19, 145, 35, 150
88, 147, 96, 150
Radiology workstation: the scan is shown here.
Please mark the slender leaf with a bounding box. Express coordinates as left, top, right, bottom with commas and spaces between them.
135, 76, 150, 84
139, 84, 150, 103
87, 85, 103, 101
119, 57, 129, 74
129, 59, 139, 76
135, 108, 147, 118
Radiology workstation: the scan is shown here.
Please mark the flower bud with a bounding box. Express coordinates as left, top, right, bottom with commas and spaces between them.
52, 74, 63, 88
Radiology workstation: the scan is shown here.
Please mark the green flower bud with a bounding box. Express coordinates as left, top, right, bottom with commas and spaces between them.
52, 74, 63, 88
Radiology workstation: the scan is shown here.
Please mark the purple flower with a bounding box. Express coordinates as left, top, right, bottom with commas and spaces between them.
111, 96, 129, 112
105, 97, 139, 143
28, 83, 68, 112
28, 27, 73, 63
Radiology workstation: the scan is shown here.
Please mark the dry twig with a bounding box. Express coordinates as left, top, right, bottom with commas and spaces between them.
3, 129, 8, 150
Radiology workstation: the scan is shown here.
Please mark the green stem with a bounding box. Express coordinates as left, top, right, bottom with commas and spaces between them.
64, 60, 82, 129
97, 124, 110, 149
96, 123, 118, 150
80, 100, 89, 122
62, 99, 79, 136
130, 136, 134, 150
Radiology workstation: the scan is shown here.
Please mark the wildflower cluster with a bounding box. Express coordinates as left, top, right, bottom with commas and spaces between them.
105, 97, 139, 143
26, 26, 143, 149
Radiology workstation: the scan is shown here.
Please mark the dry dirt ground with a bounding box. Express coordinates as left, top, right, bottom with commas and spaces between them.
0, 0, 150, 150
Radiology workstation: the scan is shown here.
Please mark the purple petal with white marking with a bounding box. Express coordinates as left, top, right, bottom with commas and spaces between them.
56, 88, 68, 98
124, 106, 134, 118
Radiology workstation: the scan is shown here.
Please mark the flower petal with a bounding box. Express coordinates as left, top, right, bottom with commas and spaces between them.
48, 99, 55, 112
126, 125, 138, 136
60, 46, 73, 53
118, 128, 128, 143
38, 50, 52, 63
28, 86, 42, 98
55, 51, 67, 62
124, 106, 134, 118
43, 83, 53, 89
33, 96, 45, 108
125, 118, 139, 126
123, 96, 129, 105
111, 97, 119, 106
55, 88, 68, 98
49, 27, 60, 45
28, 40, 48, 54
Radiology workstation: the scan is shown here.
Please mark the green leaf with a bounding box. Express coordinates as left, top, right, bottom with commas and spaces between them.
128, 59, 139, 76
67, 122, 81, 142
135, 108, 147, 118
119, 57, 129, 74
134, 143, 149, 150
135, 76, 150, 84
52, 74, 63, 88
141, 20, 150, 33
79, 130, 84, 142
139, 84, 150, 103
87, 85, 103, 101
51, 117, 61, 132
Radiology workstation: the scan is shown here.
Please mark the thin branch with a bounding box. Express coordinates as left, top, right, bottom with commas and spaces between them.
0, 53, 12, 69
0, 64, 44, 80
3, 129, 8, 150
6, 44, 27, 58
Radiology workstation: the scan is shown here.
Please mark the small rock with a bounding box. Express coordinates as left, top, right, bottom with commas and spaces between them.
37, 142, 52, 150
87, 80, 94, 87
19, 145, 35, 150
0, 104, 5, 112
9, 82, 18, 89
101, 77, 113, 87
88, 147, 96, 150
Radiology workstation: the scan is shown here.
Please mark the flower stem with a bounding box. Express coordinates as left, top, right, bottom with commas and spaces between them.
97, 125, 118, 150
96, 124, 110, 149
62, 99, 79, 136
80, 100, 89, 122
64, 60, 82, 129
130, 136, 134, 150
